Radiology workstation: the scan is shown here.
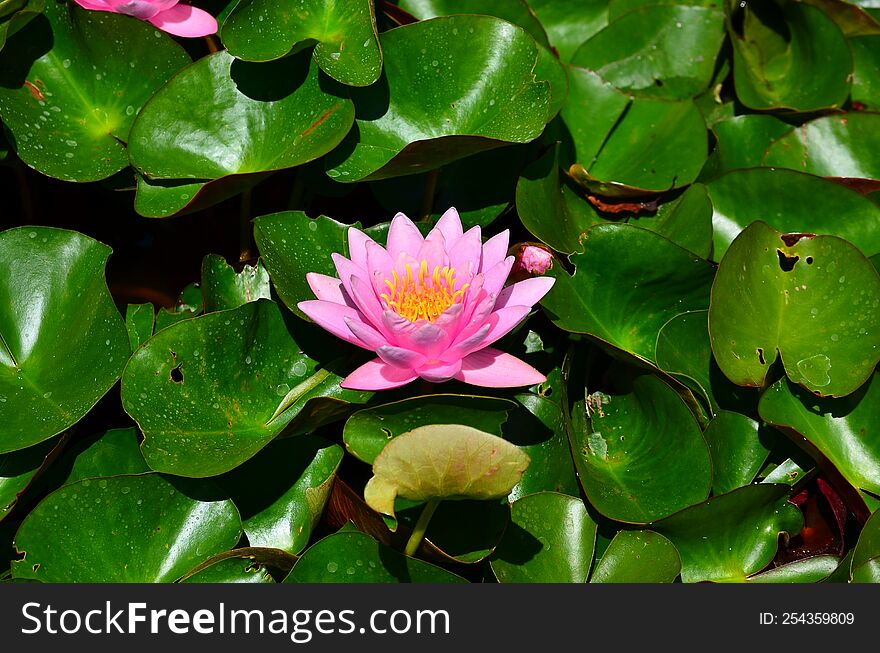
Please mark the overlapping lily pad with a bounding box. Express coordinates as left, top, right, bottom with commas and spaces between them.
128, 51, 355, 217
759, 374, 880, 497
324, 15, 550, 182
590, 530, 681, 583
0, 1, 190, 181
652, 484, 804, 583
0, 437, 57, 522
201, 254, 271, 313
181, 552, 276, 584
57, 427, 149, 486
0, 0, 42, 52
528, 0, 608, 62
569, 374, 712, 524
222, 0, 382, 86
12, 473, 242, 582
0, 227, 130, 453
121, 299, 366, 477
542, 223, 715, 363
490, 492, 596, 583
344, 394, 514, 465
286, 529, 466, 583
747, 555, 840, 583
703, 411, 773, 495
709, 222, 880, 396
851, 36, 880, 108
628, 184, 713, 259
125, 303, 155, 351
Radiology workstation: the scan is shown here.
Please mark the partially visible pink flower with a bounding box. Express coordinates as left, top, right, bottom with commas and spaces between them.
514, 243, 554, 275
298, 208, 555, 391
72, 1, 217, 37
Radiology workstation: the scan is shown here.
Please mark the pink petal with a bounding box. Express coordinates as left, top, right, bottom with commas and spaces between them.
476, 305, 531, 349
450, 290, 496, 345
433, 207, 463, 248
365, 240, 395, 297
455, 348, 546, 387
331, 252, 370, 302
494, 276, 555, 310
440, 322, 490, 363
380, 309, 418, 348
344, 317, 387, 350
341, 359, 418, 390
298, 300, 370, 349
448, 226, 482, 280
407, 321, 451, 359
416, 359, 462, 383
73, 0, 114, 11
306, 272, 349, 305
148, 4, 217, 37
346, 227, 374, 271
416, 228, 449, 271
480, 230, 510, 273
433, 302, 464, 337
481, 256, 515, 298
349, 275, 387, 332
376, 345, 427, 369
386, 213, 424, 258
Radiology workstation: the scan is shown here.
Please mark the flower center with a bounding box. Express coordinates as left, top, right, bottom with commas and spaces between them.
380, 261, 468, 322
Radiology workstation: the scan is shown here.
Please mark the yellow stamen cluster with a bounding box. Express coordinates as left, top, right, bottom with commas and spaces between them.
380, 261, 468, 322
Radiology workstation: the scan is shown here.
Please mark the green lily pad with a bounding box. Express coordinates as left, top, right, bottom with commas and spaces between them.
324, 15, 550, 182
515, 143, 603, 254
122, 299, 364, 477
564, 70, 708, 194
628, 183, 713, 259
216, 436, 343, 555
759, 374, 880, 496
851, 36, 880, 108
253, 211, 357, 320
128, 51, 354, 217
590, 530, 681, 583
490, 492, 596, 583
125, 303, 155, 351
507, 371, 581, 500
344, 394, 515, 465
571, 4, 724, 99
853, 509, 880, 574
372, 144, 530, 230
747, 555, 840, 583
180, 553, 276, 584
528, 0, 609, 62
709, 221, 880, 396
0, 227, 130, 453
761, 457, 811, 486
542, 223, 714, 363
731, 0, 852, 112
363, 424, 530, 519
12, 473, 242, 582
58, 427, 149, 486
568, 374, 712, 523
704, 411, 774, 495
762, 113, 880, 181
201, 254, 271, 313
286, 529, 466, 583
133, 170, 271, 219
0, 437, 57, 522
852, 557, 880, 583
699, 114, 793, 182
706, 168, 880, 259
0, 0, 42, 53
0, 2, 189, 181
221, 0, 381, 86
154, 282, 203, 333
800, 0, 880, 36
652, 484, 803, 583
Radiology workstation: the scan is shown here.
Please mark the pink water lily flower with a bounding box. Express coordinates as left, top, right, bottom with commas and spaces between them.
72, 1, 217, 37
298, 208, 555, 390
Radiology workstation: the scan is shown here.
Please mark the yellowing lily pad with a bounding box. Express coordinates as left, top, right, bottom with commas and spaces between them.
363, 424, 530, 519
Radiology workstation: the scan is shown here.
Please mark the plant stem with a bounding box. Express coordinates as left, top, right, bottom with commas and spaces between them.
239, 187, 253, 262
404, 499, 440, 557
419, 168, 440, 222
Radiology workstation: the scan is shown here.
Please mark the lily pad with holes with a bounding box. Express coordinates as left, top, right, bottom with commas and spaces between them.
759, 374, 880, 497
542, 223, 714, 363
324, 16, 550, 182
221, 0, 381, 86
590, 530, 681, 583
708, 221, 880, 396
652, 484, 803, 583
201, 254, 271, 313
12, 473, 242, 582
286, 529, 466, 583
121, 299, 365, 477
343, 394, 514, 465
253, 211, 358, 320
568, 374, 712, 524
490, 492, 596, 583
0, 227, 130, 454
706, 168, 880, 260
216, 436, 343, 555
0, 2, 190, 182
363, 424, 530, 520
